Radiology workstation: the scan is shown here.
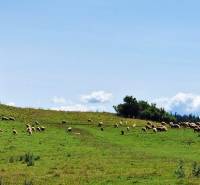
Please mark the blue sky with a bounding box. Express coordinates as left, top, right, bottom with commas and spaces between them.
1, 0, 200, 114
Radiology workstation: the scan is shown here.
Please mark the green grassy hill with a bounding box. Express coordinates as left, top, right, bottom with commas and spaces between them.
0, 104, 200, 185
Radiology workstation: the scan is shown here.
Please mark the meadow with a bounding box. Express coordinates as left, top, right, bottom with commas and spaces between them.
0, 104, 200, 185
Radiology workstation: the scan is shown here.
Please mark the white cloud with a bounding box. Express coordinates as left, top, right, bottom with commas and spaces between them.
51, 96, 66, 104
5, 102, 16, 106
154, 92, 200, 115
81, 91, 113, 104
51, 104, 106, 112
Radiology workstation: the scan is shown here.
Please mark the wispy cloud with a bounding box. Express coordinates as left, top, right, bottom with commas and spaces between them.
154, 92, 200, 115
51, 96, 66, 104
81, 91, 113, 104
5, 102, 16, 106
51, 104, 106, 112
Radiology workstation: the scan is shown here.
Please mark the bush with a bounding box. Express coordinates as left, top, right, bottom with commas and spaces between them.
175, 160, 185, 179
19, 153, 40, 167
192, 161, 200, 177
9, 156, 15, 163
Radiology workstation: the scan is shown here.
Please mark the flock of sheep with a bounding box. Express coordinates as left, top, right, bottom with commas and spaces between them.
2, 115, 200, 136
93, 119, 200, 135
0, 116, 46, 135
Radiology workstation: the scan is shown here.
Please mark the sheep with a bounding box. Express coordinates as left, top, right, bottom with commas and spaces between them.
114, 123, 119, 128
194, 127, 200, 133
181, 122, 189, 128
142, 127, 147, 132
98, 122, 103, 127
27, 127, 32, 135
9, 117, 15, 121
119, 121, 123, 126
35, 121, 40, 125
36, 127, 41, 132
132, 124, 136, 128
157, 126, 168, 132
196, 122, 200, 126
41, 126, 45, 131
2, 116, 9, 121
62, 120, 67, 124
12, 129, 17, 135
88, 119, 92, 122
121, 130, 125, 135
153, 128, 157, 133
189, 123, 197, 129
68, 127, 72, 132
145, 125, 152, 130
32, 127, 36, 132
127, 127, 130, 131
101, 127, 104, 131
147, 121, 152, 126
74, 132, 81, 135
26, 124, 31, 128
161, 121, 166, 126
170, 124, 181, 129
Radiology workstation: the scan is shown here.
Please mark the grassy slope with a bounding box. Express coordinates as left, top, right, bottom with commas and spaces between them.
0, 104, 200, 185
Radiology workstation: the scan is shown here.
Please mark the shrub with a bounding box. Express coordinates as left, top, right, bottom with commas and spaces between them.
19, 153, 40, 167
9, 156, 15, 163
175, 160, 185, 179
192, 161, 200, 177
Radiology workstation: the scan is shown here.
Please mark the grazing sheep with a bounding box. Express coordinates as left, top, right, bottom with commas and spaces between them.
194, 127, 200, 133
26, 124, 31, 128
114, 123, 119, 128
161, 121, 166, 126
147, 121, 152, 125
142, 127, 147, 132
132, 124, 136, 128
181, 122, 189, 128
121, 130, 125, 135
74, 132, 81, 135
189, 123, 197, 129
2, 116, 9, 121
127, 127, 130, 131
27, 127, 32, 135
35, 121, 39, 125
68, 127, 72, 132
157, 126, 168, 132
88, 119, 92, 122
145, 125, 152, 130
170, 124, 181, 129
9, 117, 15, 121
196, 122, 200, 126
41, 126, 45, 131
13, 129, 17, 135
153, 128, 157, 133
36, 127, 41, 132
98, 122, 103, 127
62, 120, 67, 124
119, 121, 123, 126
32, 127, 36, 132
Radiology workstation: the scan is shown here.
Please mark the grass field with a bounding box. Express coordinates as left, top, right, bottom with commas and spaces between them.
0, 104, 200, 185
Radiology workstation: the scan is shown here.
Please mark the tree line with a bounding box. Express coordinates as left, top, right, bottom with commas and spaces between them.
113, 96, 200, 123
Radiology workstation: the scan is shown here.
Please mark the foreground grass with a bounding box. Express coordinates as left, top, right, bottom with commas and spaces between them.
0, 105, 200, 184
